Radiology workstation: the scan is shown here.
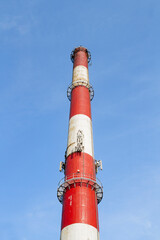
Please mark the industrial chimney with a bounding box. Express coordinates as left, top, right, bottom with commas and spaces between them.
57, 46, 103, 240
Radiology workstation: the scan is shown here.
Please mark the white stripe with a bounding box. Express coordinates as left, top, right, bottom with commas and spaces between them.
67, 114, 94, 157
72, 65, 89, 85
61, 223, 100, 240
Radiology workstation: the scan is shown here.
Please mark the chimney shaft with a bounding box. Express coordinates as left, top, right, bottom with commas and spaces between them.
57, 47, 103, 240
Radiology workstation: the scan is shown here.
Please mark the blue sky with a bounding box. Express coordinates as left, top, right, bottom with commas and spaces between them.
0, 0, 160, 239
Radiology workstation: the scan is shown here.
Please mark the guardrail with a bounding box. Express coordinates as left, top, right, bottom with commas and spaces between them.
57, 173, 103, 204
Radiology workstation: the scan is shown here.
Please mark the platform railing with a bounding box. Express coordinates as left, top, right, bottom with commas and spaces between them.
57, 173, 103, 204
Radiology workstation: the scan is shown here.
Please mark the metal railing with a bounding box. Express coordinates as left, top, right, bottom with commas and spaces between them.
57, 173, 103, 204
67, 81, 94, 101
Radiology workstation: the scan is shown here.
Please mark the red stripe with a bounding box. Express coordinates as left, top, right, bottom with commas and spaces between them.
65, 152, 95, 178
73, 50, 88, 68
61, 186, 99, 230
70, 86, 91, 119
61, 153, 98, 230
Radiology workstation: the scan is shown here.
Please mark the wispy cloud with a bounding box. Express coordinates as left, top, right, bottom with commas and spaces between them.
0, 196, 61, 240
0, 16, 30, 35
99, 164, 160, 240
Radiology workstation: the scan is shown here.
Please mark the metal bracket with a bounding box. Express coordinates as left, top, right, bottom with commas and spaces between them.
95, 160, 103, 174
75, 130, 84, 152
59, 161, 65, 172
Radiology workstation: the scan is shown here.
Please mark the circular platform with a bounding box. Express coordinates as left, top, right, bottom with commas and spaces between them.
67, 81, 94, 101
57, 174, 103, 204
70, 47, 91, 63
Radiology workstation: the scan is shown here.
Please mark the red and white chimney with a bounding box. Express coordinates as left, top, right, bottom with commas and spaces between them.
57, 46, 103, 240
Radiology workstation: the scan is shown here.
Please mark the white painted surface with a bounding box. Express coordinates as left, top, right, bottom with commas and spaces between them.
72, 65, 89, 85
67, 114, 94, 157
60, 223, 100, 240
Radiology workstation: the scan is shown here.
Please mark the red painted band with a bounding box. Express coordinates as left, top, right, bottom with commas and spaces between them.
73, 50, 88, 68
65, 152, 96, 179
70, 86, 91, 119
61, 186, 99, 230
61, 153, 98, 230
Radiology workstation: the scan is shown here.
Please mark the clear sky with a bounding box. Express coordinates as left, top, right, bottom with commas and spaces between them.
0, 0, 160, 239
